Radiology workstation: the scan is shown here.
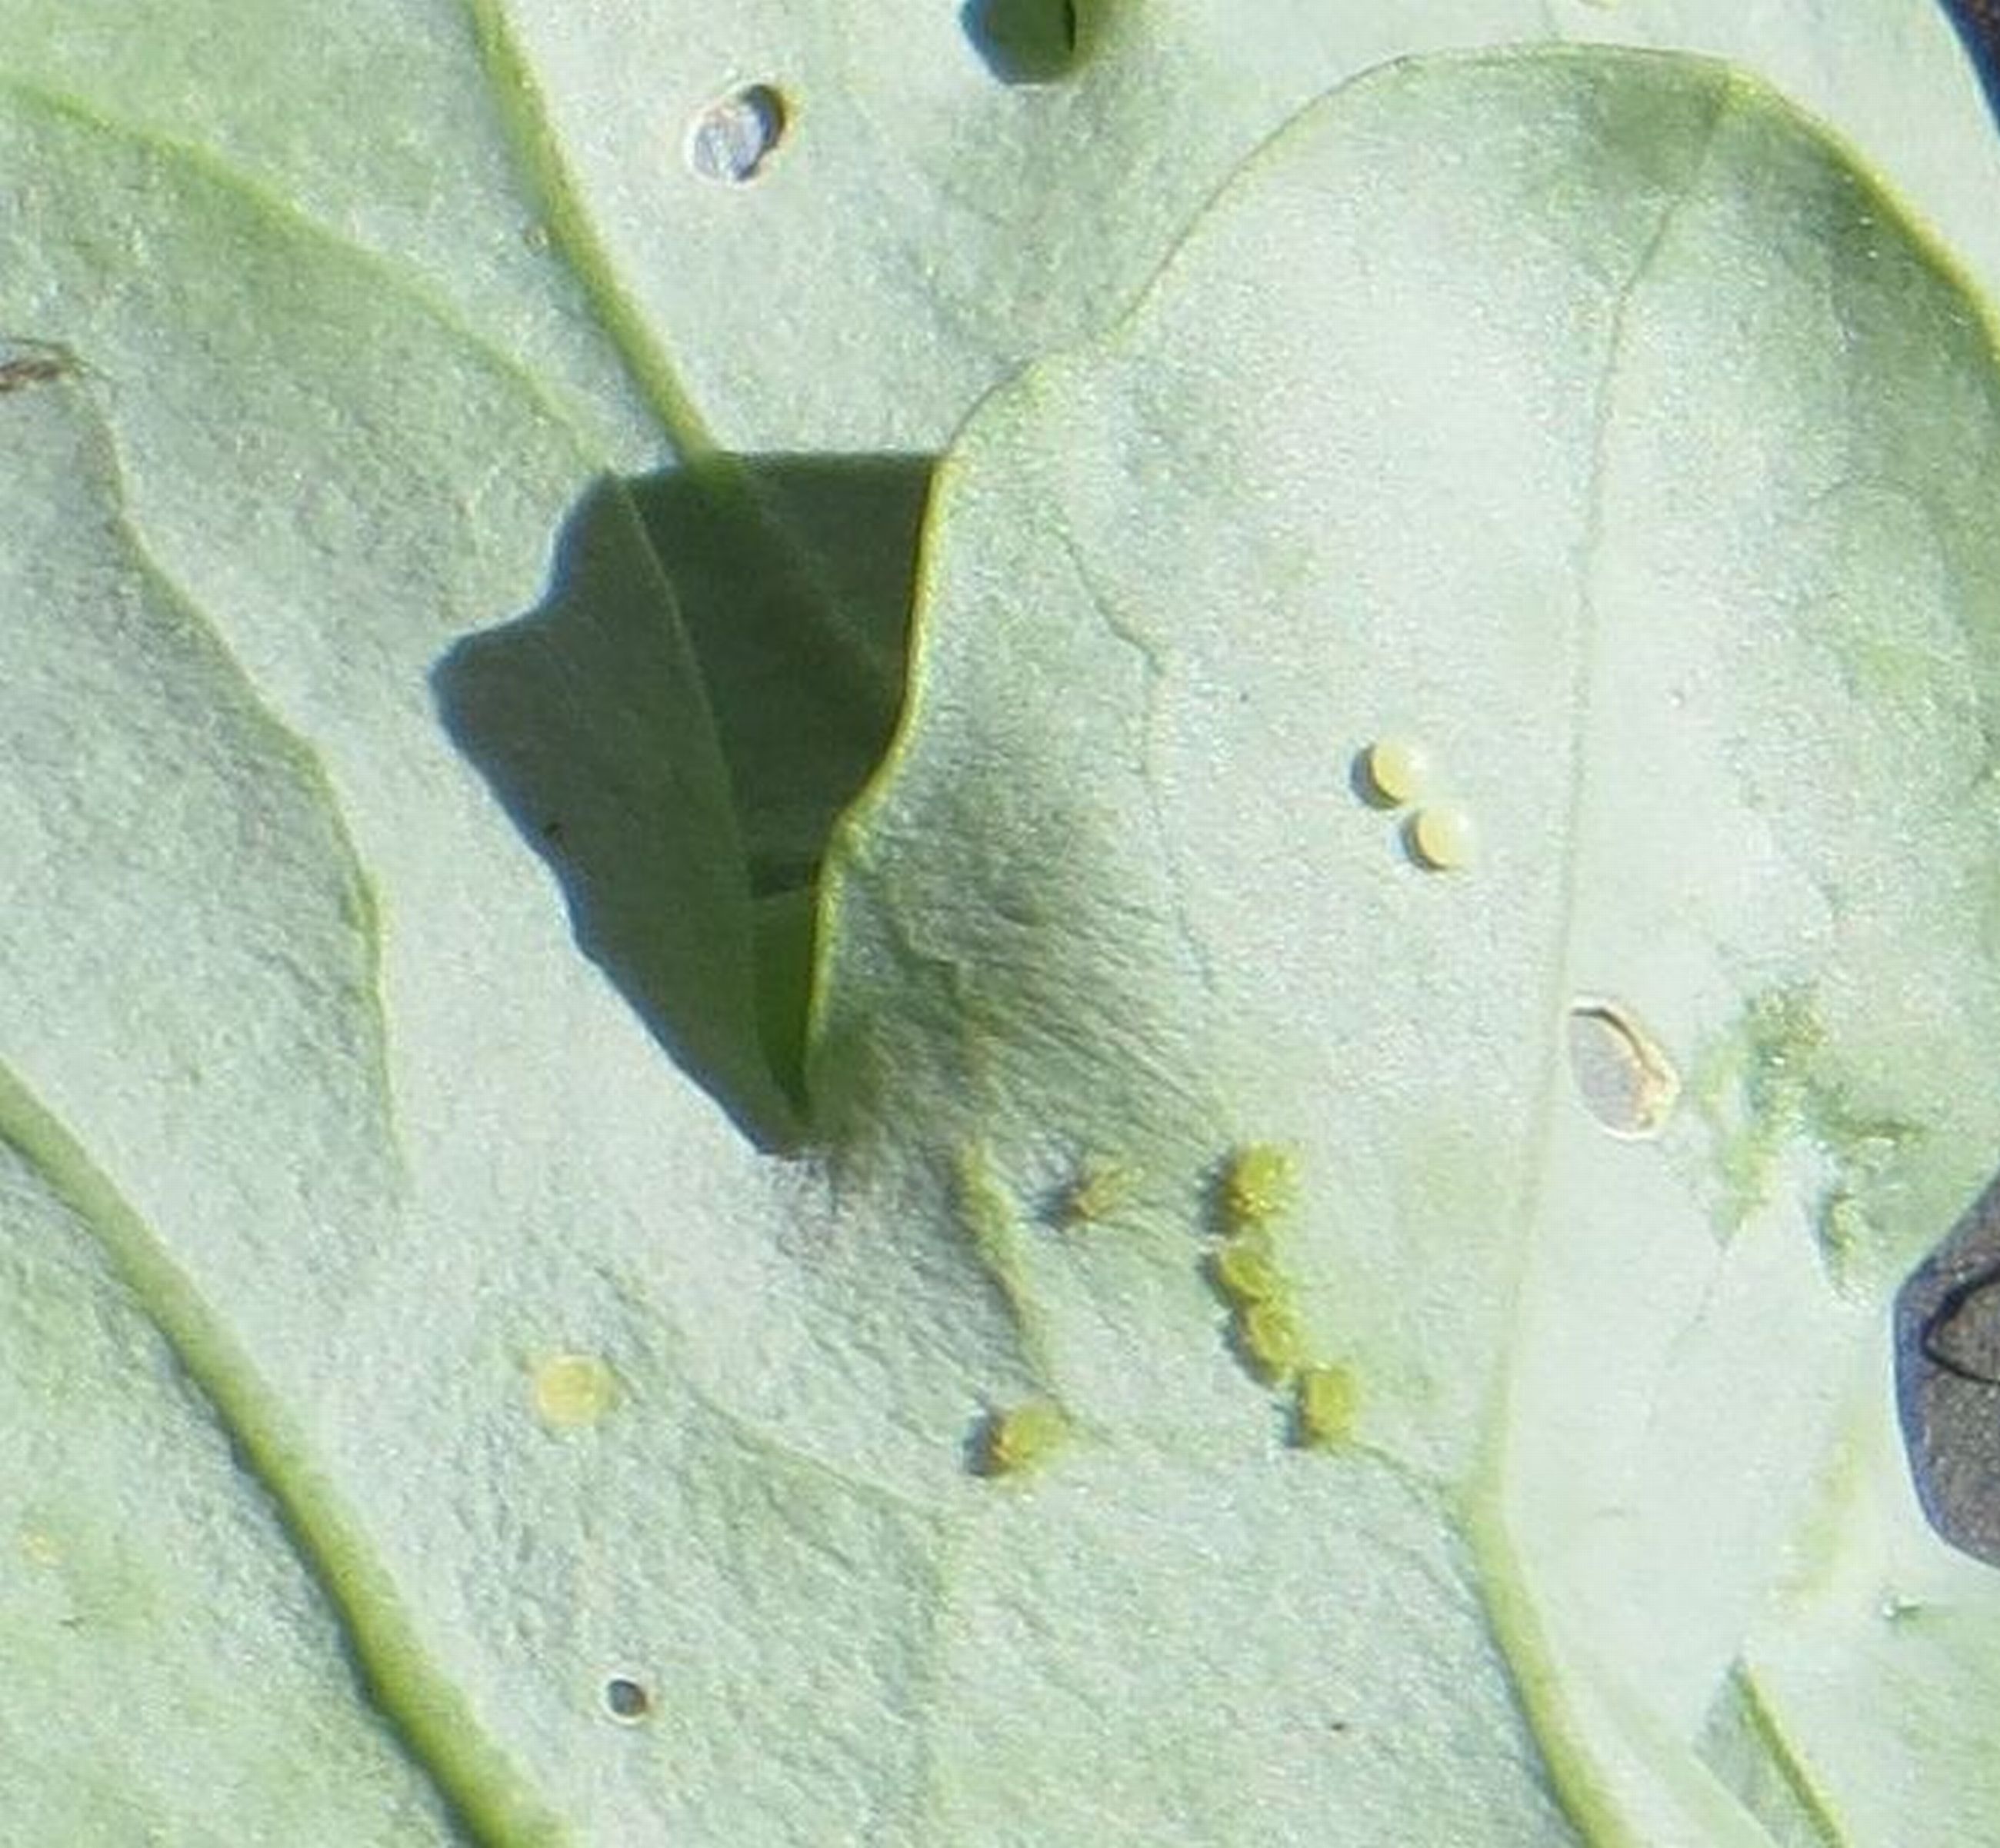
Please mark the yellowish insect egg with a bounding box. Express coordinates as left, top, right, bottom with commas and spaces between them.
1222, 1143, 1298, 1231
1295, 1364, 1358, 1449
1364, 738, 1433, 807
1408, 803, 1476, 871
982, 1399, 1070, 1476
1238, 1300, 1305, 1384
531, 1353, 619, 1430
18, 1527, 61, 1568
1212, 1234, 1282, 1306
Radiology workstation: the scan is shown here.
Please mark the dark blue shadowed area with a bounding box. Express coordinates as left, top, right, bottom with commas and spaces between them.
1945, 0, 2000, 118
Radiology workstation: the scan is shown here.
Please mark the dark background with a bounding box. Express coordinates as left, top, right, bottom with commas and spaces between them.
1949, 0, 2000, 105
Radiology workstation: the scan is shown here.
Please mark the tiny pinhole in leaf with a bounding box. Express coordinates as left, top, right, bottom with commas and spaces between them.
604, 1677, 652, 1723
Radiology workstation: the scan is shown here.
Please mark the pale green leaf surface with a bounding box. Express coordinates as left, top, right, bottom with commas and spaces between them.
0, 5, 658, 462
5, 14, 2000, 1848
1695, 1389, 2000, 1846
813, 45, 2000, 1846
0, 1131, 455, 1847
459, 0, 2000, 451
5, 2, 1995, 458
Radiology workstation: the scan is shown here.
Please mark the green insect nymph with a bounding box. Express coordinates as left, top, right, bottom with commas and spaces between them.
1220, 1143, 1298, 1233
979, 1399, 1071, 1477
1238, 1300, 1305, 1385
1211, 1232, 1281, 1307
1294, 1364, 1358, 1448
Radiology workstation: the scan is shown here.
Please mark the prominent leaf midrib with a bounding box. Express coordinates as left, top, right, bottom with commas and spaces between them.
0, 1061, 569, 1848
456, 0, 715, 464
1462, 71, 1738, 1848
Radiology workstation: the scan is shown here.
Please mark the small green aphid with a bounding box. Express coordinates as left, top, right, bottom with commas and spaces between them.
1211, 1232, 1282, 1306
980, 1399, 1070, 1477
1222, 1143, 1298, 1232
1237, 1300, 1305, 1385
1294, 1364, 1358, 1449
1058, 1157, 1136, 1227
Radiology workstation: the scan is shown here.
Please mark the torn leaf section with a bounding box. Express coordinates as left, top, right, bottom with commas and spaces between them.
962, 0, 1082, 85
436, 475, 792, 1147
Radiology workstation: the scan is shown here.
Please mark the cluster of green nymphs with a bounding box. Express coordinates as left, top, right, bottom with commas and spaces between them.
969, 1139, 1359, 1480
1213, 1144, 1355, 1450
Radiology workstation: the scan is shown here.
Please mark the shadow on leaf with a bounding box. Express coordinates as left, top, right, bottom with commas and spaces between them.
433, 455, 932, 1150
1946, 0, 2000, 120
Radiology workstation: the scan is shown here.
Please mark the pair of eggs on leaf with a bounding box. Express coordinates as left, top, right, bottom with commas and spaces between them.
1362, 738, 1474, 871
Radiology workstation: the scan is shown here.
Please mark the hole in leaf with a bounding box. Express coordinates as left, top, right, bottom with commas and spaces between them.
1565, 1000, 1678, 1138
962, 0, 1081, 85
686, 84, 787, 184
435, 455, 932, 1151
604, 1677, 652, 1722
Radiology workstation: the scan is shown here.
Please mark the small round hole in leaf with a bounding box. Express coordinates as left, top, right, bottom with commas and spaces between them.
604, 1677, 652, 1723
687, 84, 788, 184
1565, 1000, 1678, 1138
